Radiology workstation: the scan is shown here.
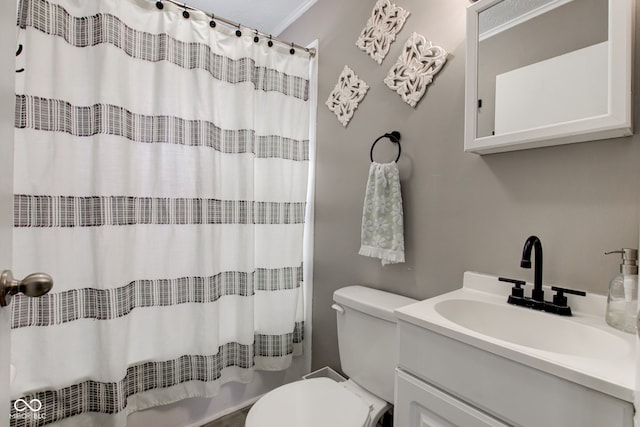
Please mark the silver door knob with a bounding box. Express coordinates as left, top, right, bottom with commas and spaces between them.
0, 270, 53, 307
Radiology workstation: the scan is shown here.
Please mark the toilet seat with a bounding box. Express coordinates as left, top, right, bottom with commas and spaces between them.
245, 378, 372, 427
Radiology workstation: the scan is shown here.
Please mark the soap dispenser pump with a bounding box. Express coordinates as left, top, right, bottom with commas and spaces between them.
604, 248, 638, 334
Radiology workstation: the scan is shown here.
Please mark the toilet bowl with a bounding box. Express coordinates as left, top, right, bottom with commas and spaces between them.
245, 286, 417, 427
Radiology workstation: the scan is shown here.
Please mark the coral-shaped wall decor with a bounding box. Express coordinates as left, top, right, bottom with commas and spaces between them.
384, 32, 448, 107
325, 66, 370, 127
356, 0, 410, 65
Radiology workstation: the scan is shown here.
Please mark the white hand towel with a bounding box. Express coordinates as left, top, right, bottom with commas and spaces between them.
358, 162, 405, 265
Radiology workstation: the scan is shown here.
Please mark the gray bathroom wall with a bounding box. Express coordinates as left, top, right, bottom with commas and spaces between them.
281, 0, 640, 371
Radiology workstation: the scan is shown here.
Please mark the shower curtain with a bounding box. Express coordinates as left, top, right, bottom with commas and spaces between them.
10, 0, 313, 425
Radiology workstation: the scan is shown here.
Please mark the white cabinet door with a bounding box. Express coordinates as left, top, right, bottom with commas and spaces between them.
395, 369, 509, 427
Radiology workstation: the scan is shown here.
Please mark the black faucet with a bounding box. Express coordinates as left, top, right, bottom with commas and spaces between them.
521, 235, 544, 303
500, 235, 586, 315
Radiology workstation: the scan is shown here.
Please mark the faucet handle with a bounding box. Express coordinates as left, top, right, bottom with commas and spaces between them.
499, 277, 526, 298
550, 286, 586, 307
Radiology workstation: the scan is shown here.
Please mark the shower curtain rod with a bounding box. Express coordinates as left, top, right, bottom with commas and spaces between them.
160, 0, 316, 57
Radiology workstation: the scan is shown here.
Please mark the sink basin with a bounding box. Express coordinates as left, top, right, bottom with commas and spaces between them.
434, 298, 630, 359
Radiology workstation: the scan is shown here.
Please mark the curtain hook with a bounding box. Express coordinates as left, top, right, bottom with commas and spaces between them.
155, 0, 164, 9
289, 42, 295, 55
254, 30, 260, 43
209, 13, 216, 28
182, 4, 190, 19
267, 35, 274, 48
235, 24, 242, 37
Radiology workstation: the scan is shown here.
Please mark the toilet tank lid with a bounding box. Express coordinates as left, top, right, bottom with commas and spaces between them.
333, 286, 417, 322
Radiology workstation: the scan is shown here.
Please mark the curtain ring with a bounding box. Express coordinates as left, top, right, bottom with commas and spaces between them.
182, 4, 190, 19
235, 24, 242, 37
155, 1, 164, 9
289, 43, 295, 55
268, 35, 274, 48
254, 30, 260, 43
209, 13, 216, 28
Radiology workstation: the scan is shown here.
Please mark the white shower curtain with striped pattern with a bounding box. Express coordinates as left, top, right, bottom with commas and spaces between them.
10, 0, 312, 425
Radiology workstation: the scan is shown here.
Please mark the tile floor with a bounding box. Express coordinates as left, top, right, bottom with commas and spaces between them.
200, 406, 251, 427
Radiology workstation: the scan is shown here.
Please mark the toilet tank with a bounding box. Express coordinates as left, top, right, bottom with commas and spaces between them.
333, 286, 417, 403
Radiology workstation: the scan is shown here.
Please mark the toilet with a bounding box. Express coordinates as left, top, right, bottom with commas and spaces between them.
245, 285, 417, 427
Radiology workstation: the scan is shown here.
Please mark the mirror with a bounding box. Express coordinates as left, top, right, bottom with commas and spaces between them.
464, 0, 633, 154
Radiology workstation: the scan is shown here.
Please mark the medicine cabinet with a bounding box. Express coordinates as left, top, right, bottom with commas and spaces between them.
464, 0, 634, 154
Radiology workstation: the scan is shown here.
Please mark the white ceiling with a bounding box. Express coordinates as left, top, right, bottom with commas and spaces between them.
183, 0, 317, 36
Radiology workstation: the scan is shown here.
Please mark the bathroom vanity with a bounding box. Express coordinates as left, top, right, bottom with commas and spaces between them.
393, 272, 636, 426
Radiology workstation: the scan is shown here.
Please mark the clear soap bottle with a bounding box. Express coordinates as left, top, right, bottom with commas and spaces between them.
605, 248, 638, 334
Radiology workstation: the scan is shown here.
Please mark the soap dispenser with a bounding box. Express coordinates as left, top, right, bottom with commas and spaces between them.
604, 248, 639, 334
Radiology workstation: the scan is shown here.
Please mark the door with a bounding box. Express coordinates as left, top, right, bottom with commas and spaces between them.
1, 1, 19, 425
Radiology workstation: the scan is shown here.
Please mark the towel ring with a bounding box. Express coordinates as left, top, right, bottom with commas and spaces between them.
370, 131, 401, 163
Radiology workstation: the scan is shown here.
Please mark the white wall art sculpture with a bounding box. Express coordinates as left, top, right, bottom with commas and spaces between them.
384, 32, 448, 107
356, 0, 410, 65
326, 65, 370, 127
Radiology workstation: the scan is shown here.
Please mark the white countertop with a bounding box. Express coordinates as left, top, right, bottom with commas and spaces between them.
394, 272, 637, 403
